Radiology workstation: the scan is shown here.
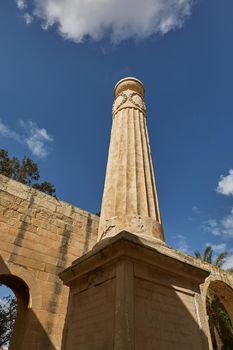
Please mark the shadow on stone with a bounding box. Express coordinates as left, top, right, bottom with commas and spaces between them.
60, 231, 210, 350
0, 256, 56, 350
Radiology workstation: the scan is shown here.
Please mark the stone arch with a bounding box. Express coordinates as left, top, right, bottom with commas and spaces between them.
203, 277, 233, 323
0, 259, 43, 349
202, 276, 233, 350
0, 274, 29, 350
0, 260, 43, 310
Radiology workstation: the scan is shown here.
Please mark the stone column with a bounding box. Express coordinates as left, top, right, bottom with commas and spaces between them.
59, 79, 211, 350
98, 77, 164, 242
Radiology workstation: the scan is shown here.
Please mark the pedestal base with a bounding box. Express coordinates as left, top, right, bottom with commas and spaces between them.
60, 232, 210, 350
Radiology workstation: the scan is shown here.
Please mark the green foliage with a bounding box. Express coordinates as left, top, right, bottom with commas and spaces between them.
207, 295, 233, 350
0, 149, 56, 196
215, 252, 229, 269
203, 246, 213, 264
0, 293, 17, 349
32, 181, 56, 196
194, 246, 228, 268
194, 246, 233, 349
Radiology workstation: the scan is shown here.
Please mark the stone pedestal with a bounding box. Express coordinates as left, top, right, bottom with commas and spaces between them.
60, 232, 210, 350
60, 77, 211, 349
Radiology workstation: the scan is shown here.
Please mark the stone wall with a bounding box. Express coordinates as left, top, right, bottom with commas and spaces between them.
1, 171, 233, 350
0, 174, 99, 350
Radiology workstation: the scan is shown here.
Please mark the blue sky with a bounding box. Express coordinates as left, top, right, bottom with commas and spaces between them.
0, 0, 233, 296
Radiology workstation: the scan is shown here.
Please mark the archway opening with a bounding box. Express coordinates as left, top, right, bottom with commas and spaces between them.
0, 275, 29, 350
0, 284, 17, 349
206, 280, 233, 350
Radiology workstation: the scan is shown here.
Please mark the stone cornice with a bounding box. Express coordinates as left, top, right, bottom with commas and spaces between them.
59, 231, 210, 285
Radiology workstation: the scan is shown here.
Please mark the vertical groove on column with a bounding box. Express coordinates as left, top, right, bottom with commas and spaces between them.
103, 118, 116, 219
115, 109, 127, 216
114, 110, 123, 216
138, 110, 150, 217
125, 109, 129, 215
143, 117, 162, 223
124, 109, 128, 215
141, 113, 155, 218
140, 111, 156, 218
133, 108, 139, 215
126, 108, 137, 215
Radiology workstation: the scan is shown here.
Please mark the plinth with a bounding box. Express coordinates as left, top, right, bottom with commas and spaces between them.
60, 232, 210, 350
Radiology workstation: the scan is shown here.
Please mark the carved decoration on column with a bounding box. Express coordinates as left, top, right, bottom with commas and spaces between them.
98, 77, 164, 243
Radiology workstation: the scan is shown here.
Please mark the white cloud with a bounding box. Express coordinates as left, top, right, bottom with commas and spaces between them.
24, 13, 34, 25
20, 120, 53, 158
221, 208, 233, 238
223, 255, 233, 270
203, 209, 233, 239
16, 0, 27, 10
217, 169, 233, 196
205, 242, 227, 253
16, 0, 195, 43
204, 219, 221, 236
16, 1, 33, 25
177, 234, 190, 253
192, 206, 200, 214
0, 119, 53, 158
203, 171, 233, 238
0, 120, 21, 142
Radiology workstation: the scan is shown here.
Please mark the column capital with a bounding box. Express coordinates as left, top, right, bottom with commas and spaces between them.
113, 77, 146, 116
114, 77, 145, 98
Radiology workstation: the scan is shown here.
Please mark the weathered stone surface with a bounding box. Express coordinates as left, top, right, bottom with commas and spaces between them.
60, 232, 210, 349
0, 174, 99, 350
60, 78, 233, 350
61, 230, 233, 350
98, 77, 164, 242
1, 77, 233, 350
